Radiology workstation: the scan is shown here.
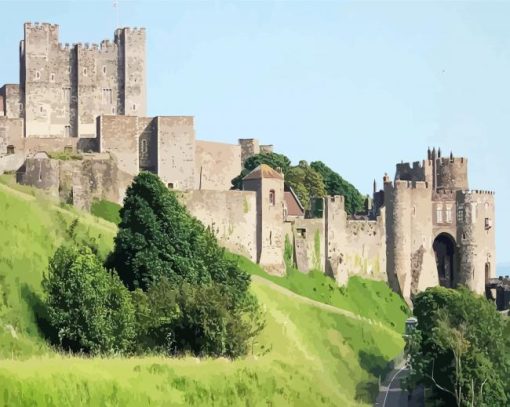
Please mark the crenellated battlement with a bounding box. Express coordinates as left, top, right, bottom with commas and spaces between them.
327, 195, 345, 203
389, 180, 430, 190
24, 22, 59, 31
460, 189, 495, 196
438, 156, 467, 165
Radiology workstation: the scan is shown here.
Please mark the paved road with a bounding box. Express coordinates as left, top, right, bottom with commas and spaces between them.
374, 363, 424, 407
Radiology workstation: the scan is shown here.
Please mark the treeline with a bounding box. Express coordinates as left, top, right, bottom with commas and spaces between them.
231, 152, 366, 215
43, 172, 264, 357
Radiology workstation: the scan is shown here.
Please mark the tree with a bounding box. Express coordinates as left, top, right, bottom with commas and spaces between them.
108, 172, 264, 357
405, 287, 510, 406
231, 152, 291, 189
43, 245, 135, 354
310, 161, 365, 215
109, 172, 251, 294
285, 161, 326, 209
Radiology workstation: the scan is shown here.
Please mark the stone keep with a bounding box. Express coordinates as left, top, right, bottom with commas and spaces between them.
20, 22, 146, 139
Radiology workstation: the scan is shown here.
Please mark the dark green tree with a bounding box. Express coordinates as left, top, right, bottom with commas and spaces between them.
310, 161, 365, 215
43, 245, 135, 354
285, 161, 326, 209
406, 287, 510, 406
231, 152, 291, 189
108, 172, 250, 294
108, 172, 263, 357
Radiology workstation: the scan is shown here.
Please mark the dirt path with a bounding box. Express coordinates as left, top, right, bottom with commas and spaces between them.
252, 275, 402, 338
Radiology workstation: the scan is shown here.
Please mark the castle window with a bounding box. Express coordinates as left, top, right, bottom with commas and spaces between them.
485, 218, 492, 230
40, 106, 43, 113
436, 204, 443, 223
83, 68, 87, 76
112, 107, 115, 114
102, 88, 113, 104
50, 73, 55, 82
445, 205, 452, 223
35, 71, 40, 80
64, 125, 71, 137
457, 208, 464, 223
67, 66, 71, 74
297, 228, 307, 238
62, 87, 71, 103
19, 103, 23, 114
6, 145, 14, 155
141, 139, 148, 154
269, 189, 276, 206
167, 182, 174, 189
132, 104, 136, 111
102, 66, 107, 75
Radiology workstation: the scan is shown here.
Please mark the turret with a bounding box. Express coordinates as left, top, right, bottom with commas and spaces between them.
243, 164, 285, 275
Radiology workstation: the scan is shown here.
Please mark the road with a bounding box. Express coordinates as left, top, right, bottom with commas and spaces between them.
374, 362, 424, 407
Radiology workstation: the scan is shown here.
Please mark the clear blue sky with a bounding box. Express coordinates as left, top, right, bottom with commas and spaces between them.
1, 1, 509, 267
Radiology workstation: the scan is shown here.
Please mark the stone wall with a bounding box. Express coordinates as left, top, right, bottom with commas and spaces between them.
98, 115, 139, 175
2, 85, 22, 119
293, 217, 325, 274
181, 190, 257, 262
18, 154, 132, 209
195, 140, 241, 190
157, 116, 195, 190
323, 195, 386, 285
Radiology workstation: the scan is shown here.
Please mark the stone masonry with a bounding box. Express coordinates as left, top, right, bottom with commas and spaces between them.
0, 23, 497, 298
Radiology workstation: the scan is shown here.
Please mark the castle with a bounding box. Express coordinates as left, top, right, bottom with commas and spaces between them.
0, 23, 496, 302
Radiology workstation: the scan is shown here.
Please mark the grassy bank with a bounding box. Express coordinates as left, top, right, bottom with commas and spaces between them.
0, 178, 406, 405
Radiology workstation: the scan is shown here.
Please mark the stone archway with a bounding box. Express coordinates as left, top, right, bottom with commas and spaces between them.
433, 233, 456, 288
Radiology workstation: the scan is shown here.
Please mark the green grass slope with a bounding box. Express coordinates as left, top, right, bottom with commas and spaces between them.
0, 175, 116, 357
0, 177, 406, 406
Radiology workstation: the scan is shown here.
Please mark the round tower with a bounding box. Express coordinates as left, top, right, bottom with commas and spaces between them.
385, 180, 412, 300
436, 156, 468, 191
456, 190, 496, 294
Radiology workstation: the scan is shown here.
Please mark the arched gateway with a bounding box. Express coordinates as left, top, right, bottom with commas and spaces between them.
433, 233, 457, 288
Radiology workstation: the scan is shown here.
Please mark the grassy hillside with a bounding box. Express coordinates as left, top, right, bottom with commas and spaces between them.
0, 176, 407, 406
0, 175, 116, 357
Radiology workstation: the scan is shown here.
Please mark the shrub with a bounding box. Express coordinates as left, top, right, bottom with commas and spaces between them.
43, 246, 135, 354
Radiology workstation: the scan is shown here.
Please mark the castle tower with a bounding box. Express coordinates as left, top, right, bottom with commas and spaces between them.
385, 180, 413, 298
20, 22, 146, 139
456, 190, 496, 293
238, 138, 260, 165
435, 154, 468, 191
242, 164, 285, 275
115, 27, 146, 117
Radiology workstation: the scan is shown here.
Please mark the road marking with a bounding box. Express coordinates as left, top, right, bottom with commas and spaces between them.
382, 364, 407, 407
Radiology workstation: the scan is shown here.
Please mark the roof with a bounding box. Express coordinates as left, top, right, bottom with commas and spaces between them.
243, 164, 283, 181
284, 190, 305, 217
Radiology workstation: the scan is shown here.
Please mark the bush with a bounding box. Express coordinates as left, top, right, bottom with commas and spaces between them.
43, 246, 135, 354
131, 279, 264, 358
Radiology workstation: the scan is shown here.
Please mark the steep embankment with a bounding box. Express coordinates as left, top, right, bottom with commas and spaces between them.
0, 176, 406, 406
